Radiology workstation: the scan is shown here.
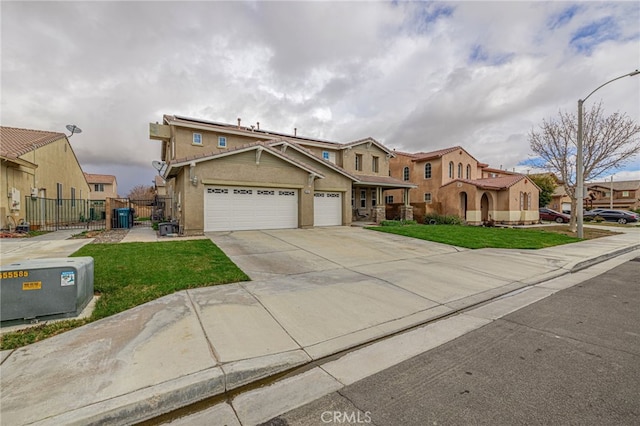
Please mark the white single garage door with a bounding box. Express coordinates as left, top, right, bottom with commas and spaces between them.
314, 192, 342, 226
205, 186, 298, 231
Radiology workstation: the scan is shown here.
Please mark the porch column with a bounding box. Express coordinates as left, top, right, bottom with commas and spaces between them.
400, 188, 413, 221
372, 187, 385, 223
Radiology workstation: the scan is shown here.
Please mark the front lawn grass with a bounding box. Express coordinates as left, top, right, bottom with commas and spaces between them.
369, 224, 616, 249
0, 239, 249, 350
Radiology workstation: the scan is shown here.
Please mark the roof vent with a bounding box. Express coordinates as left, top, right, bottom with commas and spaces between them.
237, 118, 241, 128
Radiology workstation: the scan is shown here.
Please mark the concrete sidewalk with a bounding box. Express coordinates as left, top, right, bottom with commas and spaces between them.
0, 226, 638, 425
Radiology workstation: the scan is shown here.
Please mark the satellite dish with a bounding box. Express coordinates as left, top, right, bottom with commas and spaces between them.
66, 124, 82, 137
152, 160, 166, 174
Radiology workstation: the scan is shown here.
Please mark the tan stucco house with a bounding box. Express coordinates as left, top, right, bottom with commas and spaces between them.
84, 173, 118, 200
386, 146, 540, 225
149, 115, 415, 235
0, 126, 90, 230
586, 180, 640, 211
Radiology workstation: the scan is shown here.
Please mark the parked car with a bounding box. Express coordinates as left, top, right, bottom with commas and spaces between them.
539, 208, 571, 223
583, 209, 639, 224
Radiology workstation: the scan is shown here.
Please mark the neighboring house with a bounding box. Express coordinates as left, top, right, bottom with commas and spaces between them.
84, 173, 118, 199
387, 146, 539, 225
586, 180, 640, 211
0, 126, 90, 230
149, 115, 415, 235
154, 175, 166, 196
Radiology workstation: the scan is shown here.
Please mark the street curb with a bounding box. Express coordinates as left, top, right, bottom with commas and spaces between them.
18, 243, 640, 425
568, 243, 640, 272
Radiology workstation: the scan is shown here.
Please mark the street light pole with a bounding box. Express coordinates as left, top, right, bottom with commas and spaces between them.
576, 69, 639, 239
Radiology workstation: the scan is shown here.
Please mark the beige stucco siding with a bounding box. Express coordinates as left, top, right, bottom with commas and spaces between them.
1, 138, 89, 228
171, 127, 270, 161
177, 151, 313, 234
343, 144, 390, 177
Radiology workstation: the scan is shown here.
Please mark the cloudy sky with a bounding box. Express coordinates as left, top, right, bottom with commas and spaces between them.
2, 1, 639, 195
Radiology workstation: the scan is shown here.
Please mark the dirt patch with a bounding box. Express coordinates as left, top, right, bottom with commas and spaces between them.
70, 229, 130, 243
542, 225, 621, 239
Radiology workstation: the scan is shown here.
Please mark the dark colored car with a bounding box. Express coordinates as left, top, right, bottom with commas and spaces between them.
584, 209, 639, 224
539, 208, 571, 223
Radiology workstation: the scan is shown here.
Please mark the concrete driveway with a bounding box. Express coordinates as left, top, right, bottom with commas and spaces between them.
205, 226, 560, 359
207, 226, 462, 280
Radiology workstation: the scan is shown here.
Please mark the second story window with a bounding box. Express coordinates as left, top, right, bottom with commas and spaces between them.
466, 164, 471, 179
94, 184, 104, 192
372, 156, 379, 173
457, 163, 463, 179
322, 151, 330, 160
424, 193, 432, 203
449, 161, 454, 178
193, 133, 202, 145
403, 166, 410, 181
355, 154, 363, 171
218, 136, 227, 148
424, 163, 432, 179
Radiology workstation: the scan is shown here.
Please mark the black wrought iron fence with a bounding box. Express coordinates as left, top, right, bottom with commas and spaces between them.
24, 197, 107, 231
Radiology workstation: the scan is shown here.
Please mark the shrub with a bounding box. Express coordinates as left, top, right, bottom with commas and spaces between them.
584, 216, 593, 222
424, 213, 463, 225
594, 215, 605, 223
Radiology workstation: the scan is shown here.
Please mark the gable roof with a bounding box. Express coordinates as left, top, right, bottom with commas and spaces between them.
408, 146, 481, 164
267, 139, 358, 181
166, 141, 326, 178
1, 126, 67, 159
341, 137, 395, 156
410, 146, 463, 161
587, 180, 640, 191
84, 173, 117, 185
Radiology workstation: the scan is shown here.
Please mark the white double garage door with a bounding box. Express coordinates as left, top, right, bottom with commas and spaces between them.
204, 186, 342, 231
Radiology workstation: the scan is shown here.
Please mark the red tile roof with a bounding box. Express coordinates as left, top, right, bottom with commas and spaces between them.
410, 146, 464, 161
354, 175, 416, 188
84, 173, 116, 184
0, 126, 66, 159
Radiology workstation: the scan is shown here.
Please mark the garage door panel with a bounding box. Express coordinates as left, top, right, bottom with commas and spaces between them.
205, 186, 298, 231
314, 192, 342, 226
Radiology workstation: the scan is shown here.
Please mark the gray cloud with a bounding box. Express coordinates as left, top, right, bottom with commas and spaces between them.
2, 1, 639, 195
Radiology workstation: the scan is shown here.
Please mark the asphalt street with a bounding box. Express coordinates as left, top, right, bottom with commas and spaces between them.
264, 257, 640, 426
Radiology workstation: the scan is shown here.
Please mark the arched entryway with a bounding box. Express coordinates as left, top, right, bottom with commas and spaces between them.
459, 192, 468, 222
481, 193, 490, 222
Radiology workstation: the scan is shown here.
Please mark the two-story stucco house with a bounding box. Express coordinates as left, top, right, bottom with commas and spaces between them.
149, 115, 415, 235
0, 126, 91, 230
84, 173, 118, 200
586, 180, 640, 211
387, 146, 539, 225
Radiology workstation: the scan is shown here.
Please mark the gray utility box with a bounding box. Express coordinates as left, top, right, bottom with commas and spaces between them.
158, 222, 178, 236
1, 257, 94, 323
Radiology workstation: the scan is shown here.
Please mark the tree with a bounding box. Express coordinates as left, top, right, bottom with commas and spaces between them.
529, 102, 640, 231
529, 173, 557, 208
127, 184, 154, 200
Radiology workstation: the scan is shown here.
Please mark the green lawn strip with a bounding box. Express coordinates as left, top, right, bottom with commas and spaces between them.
369, 225, 582, 249
0, 239, 248, 350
